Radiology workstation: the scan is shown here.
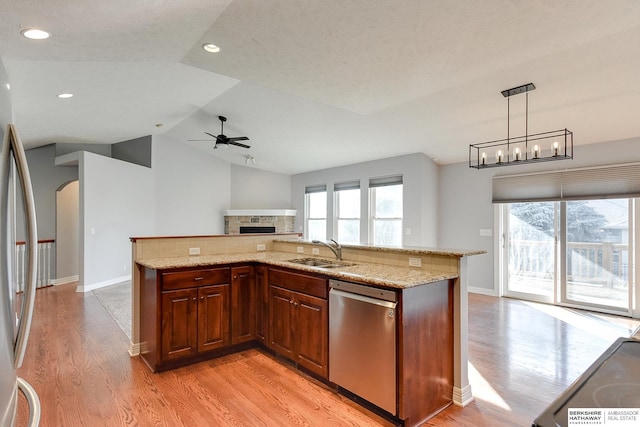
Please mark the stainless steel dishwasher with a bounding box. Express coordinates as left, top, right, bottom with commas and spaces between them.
329, 279, 398, 415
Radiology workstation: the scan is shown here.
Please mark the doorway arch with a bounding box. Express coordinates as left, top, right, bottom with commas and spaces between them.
55, 180, 79, 284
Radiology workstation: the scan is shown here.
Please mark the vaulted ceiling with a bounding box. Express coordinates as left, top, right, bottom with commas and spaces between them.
2, 1, 639, 174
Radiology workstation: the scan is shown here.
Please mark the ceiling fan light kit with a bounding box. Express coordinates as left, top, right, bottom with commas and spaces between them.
469, 83, 573, 169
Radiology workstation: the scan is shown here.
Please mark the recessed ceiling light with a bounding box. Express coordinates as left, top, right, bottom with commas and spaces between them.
21, 28, 50, 40
202, 43, 220, 53
57, 93, 73, 99
5, 83, 10, 90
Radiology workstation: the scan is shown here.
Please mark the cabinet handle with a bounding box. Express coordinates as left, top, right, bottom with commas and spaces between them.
289, 300, 294, 304
294, 302, 298, 307
194, 277, 204, 281
233, 276, 237, 279
192, 297, 197, 301
200, 296, 204, 300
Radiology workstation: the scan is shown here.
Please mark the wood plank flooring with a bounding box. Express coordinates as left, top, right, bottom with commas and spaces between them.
16, 283, 639, 427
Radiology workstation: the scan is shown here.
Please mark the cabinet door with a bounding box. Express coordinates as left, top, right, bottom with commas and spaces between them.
198, 284, 230, 353
231, 266, 256, 344
269, 286, 295, 358
295, 292, 328, 378
255, 265, 269, 344
161, 288, 198, 361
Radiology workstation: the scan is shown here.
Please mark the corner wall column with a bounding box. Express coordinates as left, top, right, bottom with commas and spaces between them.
452, 256, 473, 406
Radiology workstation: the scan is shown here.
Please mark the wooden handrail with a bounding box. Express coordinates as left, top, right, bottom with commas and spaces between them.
15, 239, 55, 245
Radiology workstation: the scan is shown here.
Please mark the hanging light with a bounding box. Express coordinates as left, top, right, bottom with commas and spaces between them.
469, 83, 573, 169
244, 155, 255, 165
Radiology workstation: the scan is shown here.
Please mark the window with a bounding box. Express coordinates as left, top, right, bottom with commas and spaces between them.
305, 184, 327, 241
334, 181, 360, 244
369, 175, 403, 246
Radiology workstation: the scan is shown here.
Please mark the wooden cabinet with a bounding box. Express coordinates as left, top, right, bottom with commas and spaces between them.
255, 265, 269, 345
161, 284, 230, 361
197, 284, 230, 352
140, 266, 231, 371
268, 268, 328, 378
160, 288, 198, 361
231, 266, 255, 344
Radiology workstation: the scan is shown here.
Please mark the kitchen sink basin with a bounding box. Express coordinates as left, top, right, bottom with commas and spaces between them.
287, 258, 354, 268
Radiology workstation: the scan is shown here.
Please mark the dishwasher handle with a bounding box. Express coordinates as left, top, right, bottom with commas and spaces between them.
330, 288, 397, 310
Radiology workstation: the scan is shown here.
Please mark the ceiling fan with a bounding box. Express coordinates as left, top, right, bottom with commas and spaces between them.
189, 115, 250, 149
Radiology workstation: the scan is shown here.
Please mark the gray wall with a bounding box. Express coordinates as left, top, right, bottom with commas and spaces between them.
25, 145, 79, 241
0, 57, 11, 138
291, 153, 439, 246
55, 142, 111, 157
80, 151, 155, 290
112, 135, 152, 168
438, 137, 640, 293
230, 164, 292, 209
152, 133, 231, 235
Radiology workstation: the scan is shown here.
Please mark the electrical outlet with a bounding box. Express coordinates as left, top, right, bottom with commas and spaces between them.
256, 244, 266, 251
297, 246, 304, 253
188, 247, 201, 256
312, 248, 320, 255
123, 264, 127, 271
480, 229, 492, 237
409, 257, 422, 267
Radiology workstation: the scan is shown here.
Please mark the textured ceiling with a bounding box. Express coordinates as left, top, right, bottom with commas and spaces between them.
1, 0, 640, 174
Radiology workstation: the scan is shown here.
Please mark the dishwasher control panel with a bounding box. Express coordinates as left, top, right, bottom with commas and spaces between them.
329, 279, 397, 302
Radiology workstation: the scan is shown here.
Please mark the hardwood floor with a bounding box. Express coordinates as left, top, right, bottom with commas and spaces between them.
17, 284, 639, 427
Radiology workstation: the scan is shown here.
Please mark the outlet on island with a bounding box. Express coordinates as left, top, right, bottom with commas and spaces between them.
257, 244, 266, 251
409, 257, 422, 267
188, 247, 201, 256
312, 248, 320, 255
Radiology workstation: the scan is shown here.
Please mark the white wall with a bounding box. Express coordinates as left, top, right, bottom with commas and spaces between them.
79, 151, 155, 291
230, 164, 291, 209
291, 153, 438, 246
438, 137, 640, 294
152, 133, 231, 235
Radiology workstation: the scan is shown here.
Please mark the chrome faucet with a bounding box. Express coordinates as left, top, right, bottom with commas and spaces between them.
312, 239, 342, 260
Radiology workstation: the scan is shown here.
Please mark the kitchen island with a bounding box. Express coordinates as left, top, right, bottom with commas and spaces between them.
131, 234, 484, 426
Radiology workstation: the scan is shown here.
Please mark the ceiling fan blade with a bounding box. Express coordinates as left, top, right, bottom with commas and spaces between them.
188, 139, 215, 142
204, 132, 218, 139
228, 141, 251, 149
227, 136, 249, 142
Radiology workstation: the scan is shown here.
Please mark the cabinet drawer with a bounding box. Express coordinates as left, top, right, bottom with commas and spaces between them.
268, 268, 327, 299
161, 268, 230, 290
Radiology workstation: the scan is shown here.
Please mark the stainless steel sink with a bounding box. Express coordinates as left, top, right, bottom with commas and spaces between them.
287, 258, 354, 268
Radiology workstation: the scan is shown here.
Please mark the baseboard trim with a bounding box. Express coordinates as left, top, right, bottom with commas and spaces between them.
129, 342, 141, 357
77, 275, 131, 293
51, 275, 79, 286
468, 286, 498, 297
452, 385, 474, 407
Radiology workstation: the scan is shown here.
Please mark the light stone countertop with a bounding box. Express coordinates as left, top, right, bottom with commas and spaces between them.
135, 251, 459, 289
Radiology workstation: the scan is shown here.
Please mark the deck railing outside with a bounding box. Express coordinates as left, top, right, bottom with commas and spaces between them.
15, 240, 54, 291
510, 240, 629, 288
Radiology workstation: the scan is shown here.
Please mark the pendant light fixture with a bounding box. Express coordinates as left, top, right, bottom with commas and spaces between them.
469, 83, 573, 169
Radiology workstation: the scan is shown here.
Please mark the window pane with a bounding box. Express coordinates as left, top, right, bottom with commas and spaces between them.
308, 220, 326, 241
373, 219, 402, 246
337, 219, 359, 244
308, 192, 327, 218
375, 185, 402, 218
507, 201, 555, 298
565, 199, 629, 309
337, 189, 359, 218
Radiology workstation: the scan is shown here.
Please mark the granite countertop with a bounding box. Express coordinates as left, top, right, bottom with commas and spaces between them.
136, 251, 459, 289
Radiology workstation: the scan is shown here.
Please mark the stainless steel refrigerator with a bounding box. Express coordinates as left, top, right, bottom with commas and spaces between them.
1, 124, 40, 426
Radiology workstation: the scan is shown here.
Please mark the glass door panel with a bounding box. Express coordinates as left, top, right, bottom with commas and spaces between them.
506, 202, 556, 301
564, 199, 630, 310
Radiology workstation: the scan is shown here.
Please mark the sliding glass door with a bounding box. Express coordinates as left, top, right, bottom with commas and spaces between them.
563, 199, 630, 310
504, 202, 557, 303
503, 199, 633, 314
